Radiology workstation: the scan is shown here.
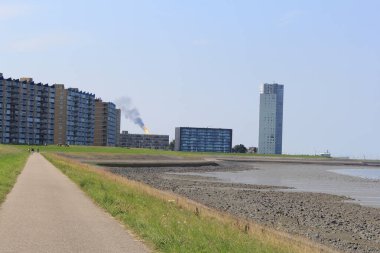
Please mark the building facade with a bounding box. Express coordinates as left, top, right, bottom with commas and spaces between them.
53, 84, 68, 145
119, 131, 169, 149
258, 83, 284, 154
0, 75, 55, 145
54, 85, 95, 145
115, 109, 121, 146
65, 88, 95, 145
0, 73, 122, 146
174, 127, 232, 153
94, 99, 119, 146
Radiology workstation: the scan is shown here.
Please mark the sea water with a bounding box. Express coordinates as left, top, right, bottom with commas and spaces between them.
180, 163, 380, 208
329, 169, 380, 180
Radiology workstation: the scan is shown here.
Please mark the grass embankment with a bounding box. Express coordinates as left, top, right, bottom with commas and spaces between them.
17, 144, 325, 159
43, 153, 332, 253
0, 145, 29, 204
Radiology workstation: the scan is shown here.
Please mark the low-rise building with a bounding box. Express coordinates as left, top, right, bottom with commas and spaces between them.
119, 131, 169, 149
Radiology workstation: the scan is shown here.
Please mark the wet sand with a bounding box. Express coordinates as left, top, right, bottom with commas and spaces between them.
105, 161, 380, 253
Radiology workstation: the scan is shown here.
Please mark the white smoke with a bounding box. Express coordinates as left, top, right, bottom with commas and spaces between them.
115, 97, 149, 133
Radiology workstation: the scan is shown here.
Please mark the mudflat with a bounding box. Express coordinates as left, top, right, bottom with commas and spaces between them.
104, 161, 380, 253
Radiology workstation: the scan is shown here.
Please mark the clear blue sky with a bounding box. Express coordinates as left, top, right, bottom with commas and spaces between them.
1, 0, 380, 158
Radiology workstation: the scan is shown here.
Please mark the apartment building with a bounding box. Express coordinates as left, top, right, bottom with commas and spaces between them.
53, 85, 95, 145
94, 99, 120, 146
115, 108, 121, 146
53, 84, 68, 145
119, 131, 169, 149
174, 127, 232, 153
0, 73, 119, 146
258, 83, 284, 154
0, 74, 55, 145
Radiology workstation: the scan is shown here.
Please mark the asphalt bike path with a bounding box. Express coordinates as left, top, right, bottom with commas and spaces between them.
0, 153, 150, 253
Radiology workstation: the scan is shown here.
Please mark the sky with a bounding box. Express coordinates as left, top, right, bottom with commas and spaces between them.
1, 0, 380, 158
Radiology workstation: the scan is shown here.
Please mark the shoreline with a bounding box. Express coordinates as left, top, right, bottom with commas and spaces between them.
216, 157, 380, 167
58, 152, 380, 167
104, 162, 380, 253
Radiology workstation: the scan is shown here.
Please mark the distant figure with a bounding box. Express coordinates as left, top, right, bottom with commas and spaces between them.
37, 148, 39, 153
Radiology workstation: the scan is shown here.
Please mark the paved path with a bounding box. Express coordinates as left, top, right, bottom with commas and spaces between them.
0, 153, 150, 253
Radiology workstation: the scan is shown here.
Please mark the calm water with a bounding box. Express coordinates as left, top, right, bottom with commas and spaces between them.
329, 169, 380, 180
184, 163, 380, 208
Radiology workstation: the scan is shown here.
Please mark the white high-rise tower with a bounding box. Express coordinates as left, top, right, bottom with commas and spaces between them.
258, 83, 284, 154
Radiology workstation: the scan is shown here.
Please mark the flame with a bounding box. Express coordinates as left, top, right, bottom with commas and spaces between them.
143, 126, 150, 134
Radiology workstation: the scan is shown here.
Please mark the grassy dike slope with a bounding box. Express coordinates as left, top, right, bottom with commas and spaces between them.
0, 145, 29, 204
43, 152, 334, 253
17, 144, 325, 159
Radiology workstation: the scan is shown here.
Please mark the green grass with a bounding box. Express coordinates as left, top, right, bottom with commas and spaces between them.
11, 144, 324, 159
0, 145, 29, 204
43, 153, 303, 253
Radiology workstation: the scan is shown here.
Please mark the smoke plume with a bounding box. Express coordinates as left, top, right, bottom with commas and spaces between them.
115, 97, 150, 134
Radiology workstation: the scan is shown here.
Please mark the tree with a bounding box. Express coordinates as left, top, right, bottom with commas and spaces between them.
169, 140, 175, 151
232, 144, 247, 153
